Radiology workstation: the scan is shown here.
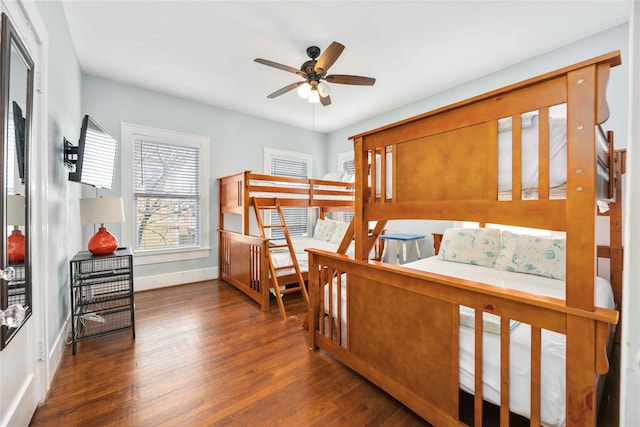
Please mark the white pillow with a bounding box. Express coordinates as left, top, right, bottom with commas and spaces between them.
313, 219, 337, 242
438, 228, 501, 268
329, 221, 350, 244
494, 231, 566, 280
322, 171, 345, 182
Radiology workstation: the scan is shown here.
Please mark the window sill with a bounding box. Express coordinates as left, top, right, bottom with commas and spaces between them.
131, 247, 211, 266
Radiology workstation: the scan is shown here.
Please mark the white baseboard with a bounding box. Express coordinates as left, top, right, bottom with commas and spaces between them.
47, 316, 70, 386
134, 267, 218, 292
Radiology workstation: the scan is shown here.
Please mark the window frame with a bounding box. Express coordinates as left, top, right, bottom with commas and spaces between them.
121, 123, 210, 265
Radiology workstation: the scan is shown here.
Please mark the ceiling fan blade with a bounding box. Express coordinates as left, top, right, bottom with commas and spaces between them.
255, 58, 306, 77
320, 95, 331, 106
314, 42, 345, 74
325, 74, 376, 86
267, 81, 303, 98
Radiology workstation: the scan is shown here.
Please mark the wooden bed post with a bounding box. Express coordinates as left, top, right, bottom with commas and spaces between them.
353, 136, 369, 261
242, 171, 250, 234
565, 63, 600, 426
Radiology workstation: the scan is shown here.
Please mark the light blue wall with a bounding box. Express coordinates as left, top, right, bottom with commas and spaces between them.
36, 1, 83, 346
325, 23, 630, 254
81, 76, 328, 278
327, 23, 630, 157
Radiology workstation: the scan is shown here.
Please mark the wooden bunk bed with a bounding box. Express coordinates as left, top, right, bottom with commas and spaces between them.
307, 51, 624, 426
219, 171, 381, 319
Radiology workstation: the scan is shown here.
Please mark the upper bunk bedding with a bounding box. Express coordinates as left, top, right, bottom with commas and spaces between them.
373, 112, 614, 203
219, 170, 354, 219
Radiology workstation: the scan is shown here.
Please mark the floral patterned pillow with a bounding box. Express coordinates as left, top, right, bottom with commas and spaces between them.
438, 228, 501, 267
329, 221, 350, 244
494, 231, 566, 280
313, 219, 337, 242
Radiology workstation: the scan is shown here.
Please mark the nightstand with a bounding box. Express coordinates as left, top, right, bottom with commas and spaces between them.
69, 248, 135, 354
378, 233, 426, 264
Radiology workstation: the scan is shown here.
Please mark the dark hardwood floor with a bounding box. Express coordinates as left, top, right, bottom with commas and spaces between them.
30, 279, 619, 426
30, 280, 428, 427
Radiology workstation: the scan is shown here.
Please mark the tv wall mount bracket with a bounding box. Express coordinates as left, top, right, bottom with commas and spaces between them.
63, 137, 78, 169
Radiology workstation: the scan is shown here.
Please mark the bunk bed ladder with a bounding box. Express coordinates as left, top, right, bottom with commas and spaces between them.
253, 198, 309, 320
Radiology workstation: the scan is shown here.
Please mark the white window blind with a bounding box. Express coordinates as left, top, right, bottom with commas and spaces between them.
134, 140, 200, 250
342, 159, 355, 175
269, 156, 309, 239
342, 158, 355, 223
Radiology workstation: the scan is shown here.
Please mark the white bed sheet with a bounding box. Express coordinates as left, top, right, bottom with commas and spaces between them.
250, 180, 354, 201
269, 237, 354, 277
325, 256, 614, 427
404, 257, 614, 427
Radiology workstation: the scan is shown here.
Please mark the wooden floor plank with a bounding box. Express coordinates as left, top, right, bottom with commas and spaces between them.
29, 279, 619, 426
30, 280, 428, 427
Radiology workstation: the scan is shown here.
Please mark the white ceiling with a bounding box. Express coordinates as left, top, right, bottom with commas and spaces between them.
61, 1, 630, 133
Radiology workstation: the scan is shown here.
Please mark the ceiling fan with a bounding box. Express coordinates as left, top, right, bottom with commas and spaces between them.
254, 41, 376, 106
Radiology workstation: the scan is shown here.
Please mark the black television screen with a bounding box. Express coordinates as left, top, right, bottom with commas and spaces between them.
68, 115, 118, 189
12, 101, 25, 184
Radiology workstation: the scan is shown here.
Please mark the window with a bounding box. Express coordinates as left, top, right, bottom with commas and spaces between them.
338, 150, 355, 174
338, 151, 355, 223
264, 148, 312, 239
121, 123, 210, 264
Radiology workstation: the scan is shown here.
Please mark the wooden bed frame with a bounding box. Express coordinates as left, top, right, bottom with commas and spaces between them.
218, 171, 355, 312
307, 51, 624, 426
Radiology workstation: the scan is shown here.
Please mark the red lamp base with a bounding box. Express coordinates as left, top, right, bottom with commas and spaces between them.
88, 227, 118, 256
8, 229, 25, 263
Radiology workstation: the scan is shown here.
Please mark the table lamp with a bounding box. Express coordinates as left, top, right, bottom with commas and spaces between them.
80, 196, 125, 255
7, 194, 25, 263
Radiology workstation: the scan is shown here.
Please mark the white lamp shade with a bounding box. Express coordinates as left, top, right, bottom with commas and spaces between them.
307, 90, 320, 104
80, 197, 125, 225
7, 194, 25, 226
317, 81, 331, 98
297, 82, 311, 99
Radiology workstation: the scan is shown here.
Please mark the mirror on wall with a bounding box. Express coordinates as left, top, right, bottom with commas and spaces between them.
0, 13, 33, 349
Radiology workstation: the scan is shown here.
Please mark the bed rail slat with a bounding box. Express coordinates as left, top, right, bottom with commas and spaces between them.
530, 327, 542, 426
474, 310, 483, 427
380, 147, 387, 201
500, 320, 511, 427
538, 107, 550, 200
511, 115, 522, 201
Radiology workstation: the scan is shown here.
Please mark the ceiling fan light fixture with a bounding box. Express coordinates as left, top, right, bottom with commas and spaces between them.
308, 89, 320, 104
297, 82, 311, 99
256, 41, 374, 107
317, 81, 331, 98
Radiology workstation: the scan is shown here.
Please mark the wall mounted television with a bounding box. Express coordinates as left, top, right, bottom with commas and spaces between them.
66, 115, 118, 189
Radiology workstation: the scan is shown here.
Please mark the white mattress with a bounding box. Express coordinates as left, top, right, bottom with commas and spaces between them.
404, 257, 614, 427
269, 237, 354, 277
250, 180, 354, 201
325, 256, 614, 427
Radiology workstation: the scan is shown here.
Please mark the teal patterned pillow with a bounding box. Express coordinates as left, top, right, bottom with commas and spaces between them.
438, 228, 501, 267
494, 231, 566, 280
313, 219, 337, 242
